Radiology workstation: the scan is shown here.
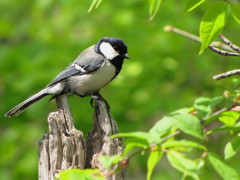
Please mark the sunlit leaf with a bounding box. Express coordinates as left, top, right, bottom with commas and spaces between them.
194, 97, 212, 117
58, 169, 103, 180
207, 122, 240, 135
224, 134, 240, 160
173, 108, 192, 115
112, 131, 158, 144
99, 155, 123, 170
167, 151, 200, 180
207, 153, 239, 180
219, 111, 239, 127
162, 140, 206, 150
149, 108, 192, 137
231, 4, 240, 24
149, 116, 175, 137
196, 158, 205, 171
123, 142, 147, 156
149, 0, 162, 20
194, 96, 223, 118
147, 147, 163, 180
185, 0, 206, 13
203, 113, 221, 125
171, 114, 203, 139
88, 0, 103, 12
199, 2, 227, 54
151, 109, 203, 139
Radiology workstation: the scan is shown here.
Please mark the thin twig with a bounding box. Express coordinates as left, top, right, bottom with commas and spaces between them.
201, 107, 229, 123
164, 25, 233, 51
213, 69, 240, 80
209, 46, 240, 57
164, 25, 201, 43
164, 25, 240, 80
219, 34, 240, 53
155, 131, 180, 144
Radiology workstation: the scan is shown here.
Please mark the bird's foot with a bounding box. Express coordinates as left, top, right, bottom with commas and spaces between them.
90, 93, 110, 111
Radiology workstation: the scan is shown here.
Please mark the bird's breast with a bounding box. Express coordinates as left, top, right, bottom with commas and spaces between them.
68, 60, 116, 96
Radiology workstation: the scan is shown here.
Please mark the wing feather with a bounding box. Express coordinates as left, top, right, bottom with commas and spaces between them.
47, 46, 105, 87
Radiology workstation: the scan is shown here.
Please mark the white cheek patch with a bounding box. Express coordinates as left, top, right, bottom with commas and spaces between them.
72, 63, 86, 73
99, 42, 119, 60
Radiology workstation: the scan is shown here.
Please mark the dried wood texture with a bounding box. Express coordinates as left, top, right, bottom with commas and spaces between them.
38, 96, 126, 180
38, 96, 85, 180
86, 100, 126, 180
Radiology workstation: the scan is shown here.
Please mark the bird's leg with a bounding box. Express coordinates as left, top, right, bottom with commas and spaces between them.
90, 92, 110, 111
48, 92, 66, 102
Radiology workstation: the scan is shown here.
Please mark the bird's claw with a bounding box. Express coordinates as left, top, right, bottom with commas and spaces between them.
90, 98, 95, 108
90, 93, 110, 111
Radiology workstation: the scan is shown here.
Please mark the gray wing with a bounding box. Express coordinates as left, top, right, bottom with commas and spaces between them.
47, 46, 105, 87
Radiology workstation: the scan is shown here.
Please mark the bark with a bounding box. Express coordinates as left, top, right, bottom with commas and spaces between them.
38, 96, 126, 180
86, 99, 126, 180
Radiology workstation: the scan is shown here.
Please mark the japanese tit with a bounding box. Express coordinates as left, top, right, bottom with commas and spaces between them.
5, 37, 130, 117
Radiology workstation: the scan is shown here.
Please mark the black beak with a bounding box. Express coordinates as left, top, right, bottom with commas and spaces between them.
124, 54, 130, 59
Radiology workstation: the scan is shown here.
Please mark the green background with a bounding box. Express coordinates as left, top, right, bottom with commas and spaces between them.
0, 0, 239, 179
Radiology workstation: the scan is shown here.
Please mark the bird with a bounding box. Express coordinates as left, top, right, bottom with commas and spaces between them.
5, 37, 130, 117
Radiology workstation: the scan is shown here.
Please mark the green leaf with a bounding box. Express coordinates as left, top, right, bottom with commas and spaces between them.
151, 109, 203, 139
194, 96, 223, 118
167, 151, 200, 180
149, 108, 192, 137
88, 0, 102, 12
99, 155, 123, 170
149, 116, 175, 137
123, 142, 147, 156
149, 0, 162, 20
196, 158, 205, 171
171, 114, 203, 139
162, 140, 207, 151
147, 147, 163, 180
207, 153, 239, 180
199, 2, 227, 54
219, 111, 239, 127
173, 108, 192, 115
112, 131, 158, 144
185, 0, 206, 13
112, 131, 150, 140
207, 122, 240, 135
123, 137, 150, 148
58, 169, 103, 180
231, 4, 240, 24
203, 113, 222, 125
224, 134, 240, 160
194, 97, 212, 117
210, 96, 224, 108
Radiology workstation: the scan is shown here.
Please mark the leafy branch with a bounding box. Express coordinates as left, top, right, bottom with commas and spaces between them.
164, 25, 240, 80
98, 92, 240, 180
164, 25, 240, 56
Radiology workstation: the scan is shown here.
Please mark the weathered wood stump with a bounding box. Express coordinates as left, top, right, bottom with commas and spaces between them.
38, 96, 126, 180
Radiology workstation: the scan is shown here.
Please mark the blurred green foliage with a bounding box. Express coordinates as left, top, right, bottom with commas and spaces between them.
0, 0, 240, 179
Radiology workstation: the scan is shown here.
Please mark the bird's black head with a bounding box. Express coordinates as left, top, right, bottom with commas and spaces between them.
95, 37, 130, 60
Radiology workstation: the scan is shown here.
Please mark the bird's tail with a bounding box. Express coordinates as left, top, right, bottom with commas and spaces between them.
5, 88, 48, 117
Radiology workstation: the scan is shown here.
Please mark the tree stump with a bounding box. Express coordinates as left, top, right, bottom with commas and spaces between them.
38, 96, 126, 180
